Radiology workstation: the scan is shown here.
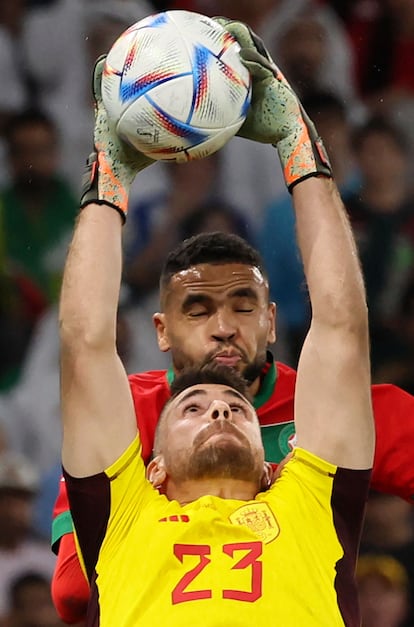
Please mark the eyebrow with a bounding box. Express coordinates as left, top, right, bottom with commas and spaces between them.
177, 387, 247, 406
228, 287, 259, 301
223, 389, 249, 404
181, 287, 259, 312
178, 388, 208, 405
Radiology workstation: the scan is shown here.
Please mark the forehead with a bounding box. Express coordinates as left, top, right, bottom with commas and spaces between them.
164, 263, 268, 305
168, 383, 253, 414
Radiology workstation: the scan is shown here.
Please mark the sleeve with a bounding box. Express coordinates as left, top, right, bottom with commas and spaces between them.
51, 476, 74, 553
371, 384, 414, 503
51, 532, 90, 624
64, 436, 158, 582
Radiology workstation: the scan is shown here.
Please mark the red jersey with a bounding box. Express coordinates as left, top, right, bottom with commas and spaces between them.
52, 355, 414, 551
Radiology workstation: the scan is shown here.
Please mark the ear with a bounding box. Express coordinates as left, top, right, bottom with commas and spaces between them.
146, 455, 167, 490
153, 313, 170, 353
260, 461, 274, 492
267, 301, 277, 345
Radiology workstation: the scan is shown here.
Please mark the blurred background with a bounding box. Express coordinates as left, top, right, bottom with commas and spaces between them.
0, 1, 413, 625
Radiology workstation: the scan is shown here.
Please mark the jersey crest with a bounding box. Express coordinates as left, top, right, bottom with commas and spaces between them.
229, 502, 280, 544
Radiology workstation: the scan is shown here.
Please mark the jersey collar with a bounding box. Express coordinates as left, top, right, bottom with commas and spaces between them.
166, 351, 276, 410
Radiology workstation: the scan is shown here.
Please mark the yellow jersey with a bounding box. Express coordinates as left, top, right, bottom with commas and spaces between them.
65, 438, 370, 626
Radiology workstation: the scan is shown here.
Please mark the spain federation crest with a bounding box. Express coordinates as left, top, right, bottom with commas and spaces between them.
229, 502, 280, 544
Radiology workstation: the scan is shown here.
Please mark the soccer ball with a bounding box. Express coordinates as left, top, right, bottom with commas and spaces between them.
101, 10, 252, 162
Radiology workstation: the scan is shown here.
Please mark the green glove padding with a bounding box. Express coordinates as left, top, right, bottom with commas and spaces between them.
214, 18, 332, 191
80, 56, 155, 221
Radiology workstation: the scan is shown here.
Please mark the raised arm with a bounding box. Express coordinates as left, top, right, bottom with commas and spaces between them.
292, 178, 373, 468
219, 19, 374, 469
60, 57, 154, 478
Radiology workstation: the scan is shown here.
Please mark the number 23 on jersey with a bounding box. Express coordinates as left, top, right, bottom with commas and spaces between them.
172, 541, 263, 604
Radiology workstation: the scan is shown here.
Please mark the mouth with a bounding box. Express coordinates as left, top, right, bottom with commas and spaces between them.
194, 422, 247, 449
213, 352, 242, 367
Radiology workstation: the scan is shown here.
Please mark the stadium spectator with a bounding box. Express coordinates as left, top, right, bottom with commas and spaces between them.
360, 491, 414, 625
371, 273, 414, 394
345, 116, 414, 373
1, 572, 65, 627
0, 296, 169, 484
258, 90, 360, 365
331, 0, 414, 103
0, 0, 32, 132
356, 554, 412, 627
124, 154, 237, 298
167, 0, 357, 227
330, 0, 414, 176
0, 109, 77, 388
179, 199, 252, 242
0, 451, 55, 620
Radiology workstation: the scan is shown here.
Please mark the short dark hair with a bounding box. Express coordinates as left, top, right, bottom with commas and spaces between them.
170, 363, 250, 400
301, 90, 347, 123
9, 572, 50, 610
4, 108, 58, 149
153, 364, 252, 455
160, 232, 267, 293
352, 116, 408, 154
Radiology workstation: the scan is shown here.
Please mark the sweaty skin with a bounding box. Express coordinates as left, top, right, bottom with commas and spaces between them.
155, 263, 276, 396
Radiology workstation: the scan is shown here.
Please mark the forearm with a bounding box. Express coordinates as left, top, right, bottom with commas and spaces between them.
293, 176, 374, 468
292, 177, 367, 330
219, 17, 374, 468
59, 204, 123, 353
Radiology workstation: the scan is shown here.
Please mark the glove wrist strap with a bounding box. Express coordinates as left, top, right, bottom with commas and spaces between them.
80, 152, 127, 224
277, 133, 332, 192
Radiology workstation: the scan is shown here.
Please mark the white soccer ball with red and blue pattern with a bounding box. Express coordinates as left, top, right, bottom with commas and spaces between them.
101, 10, 252, 162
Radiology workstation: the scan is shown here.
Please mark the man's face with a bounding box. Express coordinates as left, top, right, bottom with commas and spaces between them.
154, 264, 276, 393
0, 490, 33, 548
9, 123, 58, 188
158, 383, 265, 487
357, 132, 406, 188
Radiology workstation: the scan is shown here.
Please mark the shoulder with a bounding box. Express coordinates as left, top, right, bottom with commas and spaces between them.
372, 382, 414, 410
262, 361, 296, 405
127, 370, 171, 461
275, 361, 297, 380
256, 361, 296, 426
269, 448, 371, 510
128, 370, 170, 416
128, 369, 169, 393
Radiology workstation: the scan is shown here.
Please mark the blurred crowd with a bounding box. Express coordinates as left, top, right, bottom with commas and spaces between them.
0, 0, 413, 625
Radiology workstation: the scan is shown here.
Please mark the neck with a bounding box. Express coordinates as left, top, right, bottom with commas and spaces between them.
165, 477, 258, 505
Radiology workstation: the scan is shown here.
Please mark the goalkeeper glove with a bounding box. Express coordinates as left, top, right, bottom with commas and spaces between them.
80, 55, 155, 222
214, 18, 332, 191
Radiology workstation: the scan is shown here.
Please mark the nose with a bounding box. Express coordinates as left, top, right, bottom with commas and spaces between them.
211, 310, 237, 342
209, 400, 231, 421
